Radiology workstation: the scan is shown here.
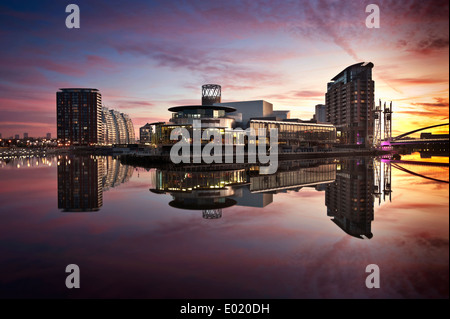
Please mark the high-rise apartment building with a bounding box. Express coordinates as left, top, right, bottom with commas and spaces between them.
114, 110, 128, 143
57, 89, 135, 146
325, 62, 374, 146
102, 107, 117, 145
102, 107, 135, 145
57, 88, 103, 145
123, 113, 135, 143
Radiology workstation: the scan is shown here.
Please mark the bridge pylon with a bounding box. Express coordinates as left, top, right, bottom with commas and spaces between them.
373, 158, 382, 205
383, 161, 392, 202
373, 100, 382, 147
384, 101, 393, 143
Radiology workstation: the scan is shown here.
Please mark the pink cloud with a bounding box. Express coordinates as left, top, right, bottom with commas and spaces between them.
0, 0, 448, 138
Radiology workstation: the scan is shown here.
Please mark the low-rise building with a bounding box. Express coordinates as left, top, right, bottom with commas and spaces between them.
146, 84, 336, 153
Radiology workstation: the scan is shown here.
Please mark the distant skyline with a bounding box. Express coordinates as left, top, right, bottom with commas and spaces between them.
0, 0, 448, 138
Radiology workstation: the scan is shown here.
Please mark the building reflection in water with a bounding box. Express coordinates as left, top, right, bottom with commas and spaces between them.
3, 153, 443, 240
149, 169, 247, 219
149, 158, 389, 239
102, 156, 134, 191
54, 154, 384, 238
325, 158, 374, 239
150, 160, 338, 219
57, 155, 133, 212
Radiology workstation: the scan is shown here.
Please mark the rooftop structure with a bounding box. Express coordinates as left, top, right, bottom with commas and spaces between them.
202, 84, 221, 106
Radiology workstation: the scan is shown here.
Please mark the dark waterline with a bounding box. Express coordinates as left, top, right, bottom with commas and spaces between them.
0, 154, 448, 298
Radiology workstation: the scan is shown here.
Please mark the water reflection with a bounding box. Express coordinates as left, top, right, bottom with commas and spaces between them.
0, 155, 56, 168
148, 157, 438, 239
18, 153, 447, 237
149, 169, 245, 218
149, 159, 339, 220
325, 158, 374, 239
57, 156, 133, 212
0, 152, 448, 298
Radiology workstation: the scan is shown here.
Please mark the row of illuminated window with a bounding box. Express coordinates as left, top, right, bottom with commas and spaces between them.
172, 109, 226, 119
250, 122, 335, 134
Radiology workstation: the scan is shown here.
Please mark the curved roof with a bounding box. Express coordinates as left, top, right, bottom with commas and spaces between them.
331, 62, 374, 81
168, 105, 236, 113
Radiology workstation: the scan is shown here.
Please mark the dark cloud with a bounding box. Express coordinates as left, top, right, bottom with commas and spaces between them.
111, 100, 156, 110
412, 97, 449, 108
398, 37, 450, 54
396, 110, 449, 119
408, 232, 449, 249
386, 77, 448, 86
0, 0, 448, 136
398, 97, 450, 119
417, 37, 449, 50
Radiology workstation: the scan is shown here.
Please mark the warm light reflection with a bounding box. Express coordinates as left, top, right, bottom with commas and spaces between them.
400, 152, 449, 164
0, 153, 448, 298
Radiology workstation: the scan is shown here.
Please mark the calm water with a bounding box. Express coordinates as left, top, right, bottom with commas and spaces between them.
0, 154, 448, 298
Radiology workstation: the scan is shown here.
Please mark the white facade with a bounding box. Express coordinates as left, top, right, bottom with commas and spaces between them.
215, 100, 273, 127
102, 107, 135, 145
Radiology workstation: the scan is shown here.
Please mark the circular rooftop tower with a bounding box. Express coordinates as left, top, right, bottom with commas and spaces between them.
202, 84, 221, 106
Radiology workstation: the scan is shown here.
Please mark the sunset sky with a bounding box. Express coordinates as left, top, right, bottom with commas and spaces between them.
0, 0, 448, 138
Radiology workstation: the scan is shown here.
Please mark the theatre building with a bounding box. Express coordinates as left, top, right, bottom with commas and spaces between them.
145, 84, 336, 153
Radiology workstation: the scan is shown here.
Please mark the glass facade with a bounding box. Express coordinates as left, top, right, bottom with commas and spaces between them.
250, 163, 336, 192
152, 120, 335, 147
153, 169, 246, 191
171, 108, 226, 120
158, 125, 228, 145
249, 120, 336, 143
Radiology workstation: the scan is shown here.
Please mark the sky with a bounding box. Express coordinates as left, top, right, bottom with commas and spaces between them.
0, 0, 448, 139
